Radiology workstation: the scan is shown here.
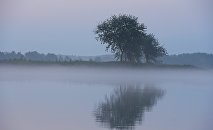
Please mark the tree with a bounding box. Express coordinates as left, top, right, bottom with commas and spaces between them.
95, 14, 167, 63
46, 53, 57, 62
142, 34, 167, 63
25, 51, 45, 61
95, 14, 146, 63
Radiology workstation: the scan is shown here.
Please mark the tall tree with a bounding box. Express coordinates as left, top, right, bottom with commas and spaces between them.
95, 14, 146, 63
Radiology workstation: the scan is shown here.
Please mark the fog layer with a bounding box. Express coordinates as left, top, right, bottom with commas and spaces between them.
0, 65, 212, 85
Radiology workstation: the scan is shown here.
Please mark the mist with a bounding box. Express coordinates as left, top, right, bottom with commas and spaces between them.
1, 65, 212, 85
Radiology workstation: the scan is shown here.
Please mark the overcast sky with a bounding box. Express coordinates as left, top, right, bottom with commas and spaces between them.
0, 0, 212, 56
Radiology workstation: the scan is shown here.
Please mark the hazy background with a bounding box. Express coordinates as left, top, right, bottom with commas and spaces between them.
0, 0, 213, 56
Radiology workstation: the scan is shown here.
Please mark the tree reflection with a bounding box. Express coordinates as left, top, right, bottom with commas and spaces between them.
94, 85, 164, 130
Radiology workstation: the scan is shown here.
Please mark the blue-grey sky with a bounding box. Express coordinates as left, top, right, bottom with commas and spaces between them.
0, 0, 212, 56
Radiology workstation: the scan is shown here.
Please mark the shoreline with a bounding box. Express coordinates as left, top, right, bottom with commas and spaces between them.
0, 60, 198, 70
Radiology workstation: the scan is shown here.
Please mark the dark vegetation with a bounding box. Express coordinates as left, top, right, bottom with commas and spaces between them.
160, 53, 213, 68
1, 51, 212, 68
0, 51, 197, 69
95, 14, 167, 63
0, 51, 63, 62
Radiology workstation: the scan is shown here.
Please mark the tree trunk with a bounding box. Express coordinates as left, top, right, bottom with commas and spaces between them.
120, 52, 123, 62
145, 55, 149, 63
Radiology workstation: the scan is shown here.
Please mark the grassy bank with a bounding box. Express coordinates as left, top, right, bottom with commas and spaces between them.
0, 60, 197, 69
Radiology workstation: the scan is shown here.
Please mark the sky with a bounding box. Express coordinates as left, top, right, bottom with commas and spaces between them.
0, 0, 212, 56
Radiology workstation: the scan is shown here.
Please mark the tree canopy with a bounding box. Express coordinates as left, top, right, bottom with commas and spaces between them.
95, 14, 167, 63
142, 34, 167, 63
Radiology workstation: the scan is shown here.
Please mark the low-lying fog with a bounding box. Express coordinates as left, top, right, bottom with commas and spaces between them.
0, 65, 212, 85
1, 65, 213, 130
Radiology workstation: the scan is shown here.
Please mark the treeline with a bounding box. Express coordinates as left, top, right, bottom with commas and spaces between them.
161, 53, 213, 68
0, 51, 71, 62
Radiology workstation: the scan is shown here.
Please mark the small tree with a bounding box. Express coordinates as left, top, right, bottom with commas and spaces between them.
95, 14, 146, 63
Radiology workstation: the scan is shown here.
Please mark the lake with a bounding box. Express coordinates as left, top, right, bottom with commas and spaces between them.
0, 65, 212, 130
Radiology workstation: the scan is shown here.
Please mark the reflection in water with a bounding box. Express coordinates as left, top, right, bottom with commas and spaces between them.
94, 85, 164, 130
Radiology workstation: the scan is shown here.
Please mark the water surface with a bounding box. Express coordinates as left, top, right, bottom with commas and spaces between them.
0, 65, 212, 130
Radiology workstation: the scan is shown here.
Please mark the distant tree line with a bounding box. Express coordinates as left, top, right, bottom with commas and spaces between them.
0, 51, 71, 62
160, 53, 213, 68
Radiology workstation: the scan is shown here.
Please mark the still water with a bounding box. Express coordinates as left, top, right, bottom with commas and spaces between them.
0, 66, 213, 130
